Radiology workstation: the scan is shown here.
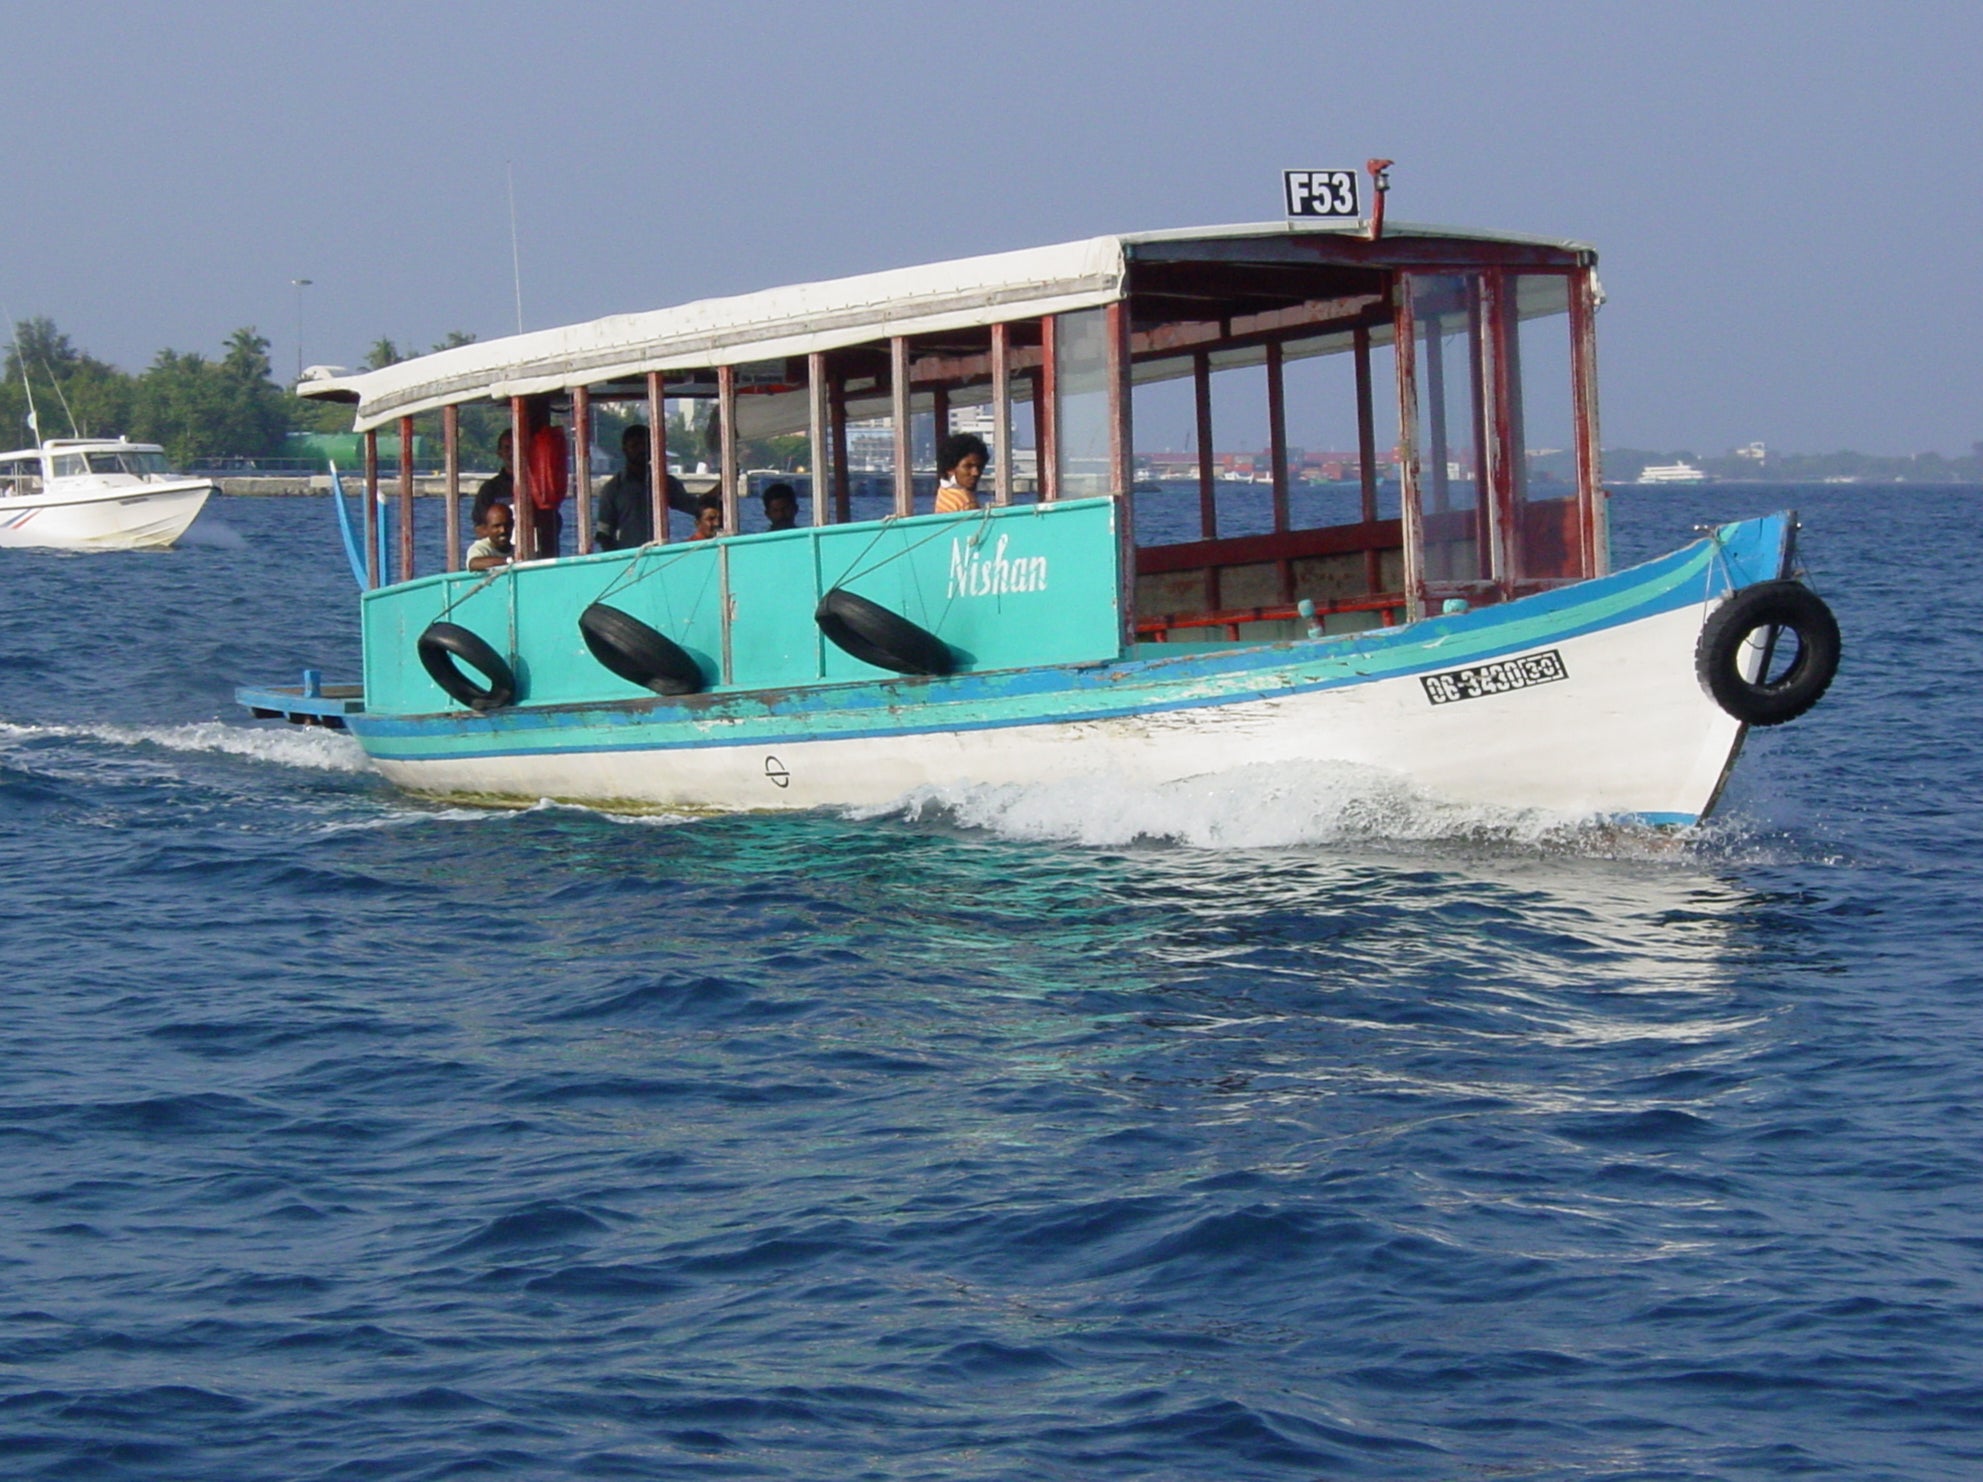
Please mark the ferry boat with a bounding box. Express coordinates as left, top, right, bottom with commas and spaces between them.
0, 437, 214, 549
240, 174, 1838, 825
1636, 461, 1709, 484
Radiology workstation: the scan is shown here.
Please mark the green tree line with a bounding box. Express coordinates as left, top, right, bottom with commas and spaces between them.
0, 320, 806, 472
0, 318, 502, 467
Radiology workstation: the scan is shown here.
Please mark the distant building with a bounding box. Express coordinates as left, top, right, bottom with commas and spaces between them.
1735, 441, 1767, 463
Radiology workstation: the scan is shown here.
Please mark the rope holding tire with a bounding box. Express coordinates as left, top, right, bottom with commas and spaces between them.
1695, 579, 1840, 726
417, 622, 516, 711
815, 588, 955, 677
579, 603, 705, 695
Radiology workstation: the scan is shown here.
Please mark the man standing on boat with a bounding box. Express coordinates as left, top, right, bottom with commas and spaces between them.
470, 429, 513, 527
594, 423, 697, 549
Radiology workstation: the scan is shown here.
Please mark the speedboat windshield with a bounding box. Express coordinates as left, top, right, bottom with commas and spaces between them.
83, 448, 171, 478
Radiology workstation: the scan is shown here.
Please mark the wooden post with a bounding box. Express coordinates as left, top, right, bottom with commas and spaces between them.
1038, 316, 1058, 503
1354, 325, 1381, 593
1392, 277, 1425, 620
807, 351, 829, 528
396, 415, 415, 583
362, 427, 379, 590
443, 403, 461, 572
1194, 350, 1215, 538
890, 336, 912, 517
1106, 299, 1136, 646
647, 370, 669, 544
1106, 300, 1132, 496
829, 371, 850, 524
1467, 278, 1495, 582
1266, 340, 1289, 534
511, 396, 534, 563
1569, 264, 1606, 576
572, 384, 592, 555
718, 363, 739, 535
991, 322, 1013, 507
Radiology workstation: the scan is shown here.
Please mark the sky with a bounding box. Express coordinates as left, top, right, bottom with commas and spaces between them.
4, 0, 1977, 456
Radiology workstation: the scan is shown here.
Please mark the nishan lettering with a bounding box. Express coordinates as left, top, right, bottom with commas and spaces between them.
947, 535, 1048, 600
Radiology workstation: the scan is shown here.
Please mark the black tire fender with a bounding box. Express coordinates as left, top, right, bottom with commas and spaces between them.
578, 603, 705, 696
417, 621, 516, 711
1695, 579, 1840, 726
815, 588, 954, 676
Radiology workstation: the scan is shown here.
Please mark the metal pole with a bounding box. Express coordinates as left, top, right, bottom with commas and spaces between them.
290, 278, 311, 384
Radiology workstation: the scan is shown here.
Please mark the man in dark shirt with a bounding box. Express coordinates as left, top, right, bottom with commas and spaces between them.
470, 429, 513, 527
593, 424, 697, 549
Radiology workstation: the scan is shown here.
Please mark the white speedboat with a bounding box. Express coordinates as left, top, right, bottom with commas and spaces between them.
0, 438, 214, 549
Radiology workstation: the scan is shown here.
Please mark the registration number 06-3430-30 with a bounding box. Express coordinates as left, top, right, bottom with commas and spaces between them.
1420, 650, 1569, 705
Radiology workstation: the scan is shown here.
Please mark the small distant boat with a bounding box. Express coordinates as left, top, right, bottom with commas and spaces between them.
1636, 461, 1708, 485
0, 437, 214, 549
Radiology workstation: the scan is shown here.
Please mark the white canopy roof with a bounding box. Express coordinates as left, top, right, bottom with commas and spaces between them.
304, 220, 1591, 432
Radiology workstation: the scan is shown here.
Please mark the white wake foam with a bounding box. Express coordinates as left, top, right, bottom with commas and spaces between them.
857, 759, 1684, 855
0, 718, 368, 773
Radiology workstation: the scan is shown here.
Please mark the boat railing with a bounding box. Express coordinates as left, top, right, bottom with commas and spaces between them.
1136, 592, 1404, 643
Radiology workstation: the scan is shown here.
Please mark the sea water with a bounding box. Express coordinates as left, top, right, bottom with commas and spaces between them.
0, 485, 1977, 1480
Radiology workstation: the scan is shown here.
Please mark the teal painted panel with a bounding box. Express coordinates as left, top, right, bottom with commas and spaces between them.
727, 531, 827, 688
361, 497, 1126, 715
813, 499, 1122, 679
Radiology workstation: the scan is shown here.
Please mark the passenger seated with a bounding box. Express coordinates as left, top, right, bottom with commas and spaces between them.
689, 493, 724, 541
762, 481, 800, 531
465, 502, 514, 570
934, 433, 990, 513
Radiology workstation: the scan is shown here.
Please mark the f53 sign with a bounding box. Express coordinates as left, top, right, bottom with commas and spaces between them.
1283, 169, 1360, 219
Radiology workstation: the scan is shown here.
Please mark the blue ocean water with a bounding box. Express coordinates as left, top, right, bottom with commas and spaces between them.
0, 485, 1978, 1480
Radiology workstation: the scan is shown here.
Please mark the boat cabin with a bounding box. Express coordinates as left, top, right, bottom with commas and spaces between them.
303, 214, 1606, 696
0, 438, 176, 497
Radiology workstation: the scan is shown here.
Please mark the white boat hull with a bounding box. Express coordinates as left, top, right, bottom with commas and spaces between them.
366, 599, 1745, 826
0, 478, 212, 550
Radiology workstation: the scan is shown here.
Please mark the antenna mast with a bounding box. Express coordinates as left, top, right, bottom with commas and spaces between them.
507, 162, 525, 334
5, 313, 41, 442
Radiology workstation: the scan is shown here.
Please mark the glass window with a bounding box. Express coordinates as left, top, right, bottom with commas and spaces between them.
1404, 272, 1486, 591
52, 454, 86, 478
1052, 307, 1112, 498
1503, 273, 1587, 584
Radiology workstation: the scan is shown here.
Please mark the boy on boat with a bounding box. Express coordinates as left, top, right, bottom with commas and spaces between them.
933, 433, 989, 513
